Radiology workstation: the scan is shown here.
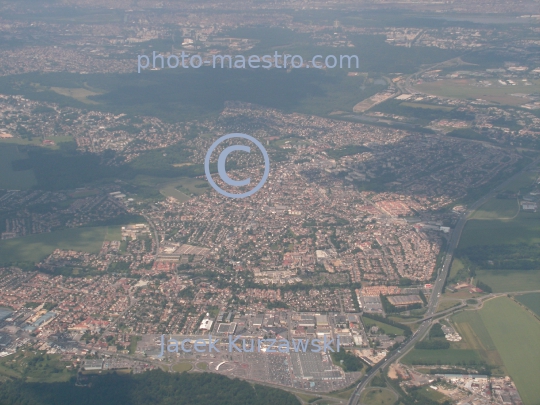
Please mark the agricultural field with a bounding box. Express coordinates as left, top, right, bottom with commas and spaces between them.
359, 388, 397, 405
459, 210, 540, 248
457, 184, 540, 291
362, 317, 405, 336
0, 226, 120, 265
0, 144, 37, 190
478, 297, 540, 405
470, 198, 519, 220
451, 310, 505, 372
414, 78, 540, 106
515, 293, 540, 318
474, 269, 540, 293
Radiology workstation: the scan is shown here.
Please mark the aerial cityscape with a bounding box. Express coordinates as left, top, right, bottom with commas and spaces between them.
0, 0, 539, 404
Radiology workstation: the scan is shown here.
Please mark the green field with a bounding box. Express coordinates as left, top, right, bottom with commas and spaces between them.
362, 317, 405, 336
459, 211, 540, 248
172, 362, 193, 372
399, 102, 454, 111
470, 198, 519, 220
515, 293, 540, 318
49, 86, 104, 105
402, 348, 482, 366
132, 175, 209, 203
0, 352, 74, 383
416, 386, 448, 403
359, 388, 397, 405
475, 269, 540, 293
415, 79, 540, 106
455, 173, 540, 292
451, 310, 504, 369
0, 136, 74, 150
0, 226, 120, 265
478, 297, 540, 405
436, 300, 461, 313
501, 170, 538, 193
457, 207, 540, 292
449, 257, 465, 280
0, 144, 36, 189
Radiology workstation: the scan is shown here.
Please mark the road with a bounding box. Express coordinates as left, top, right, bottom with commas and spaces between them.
348, 157, 540, 405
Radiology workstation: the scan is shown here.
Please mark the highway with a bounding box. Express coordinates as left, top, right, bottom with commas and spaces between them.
348, 157, 540, 405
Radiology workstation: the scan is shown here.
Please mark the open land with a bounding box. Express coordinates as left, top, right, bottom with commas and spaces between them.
359, 388, 397, 405
478, 297, 540, 405
415, 79, 540, 106
469, 198, 519, 220
0, 144, 37, 190
0, 226, 120, 264
515, 293, 540, 318
451, 310, 505, 371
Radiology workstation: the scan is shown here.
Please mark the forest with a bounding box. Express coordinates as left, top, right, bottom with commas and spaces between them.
0, 370, 300, 405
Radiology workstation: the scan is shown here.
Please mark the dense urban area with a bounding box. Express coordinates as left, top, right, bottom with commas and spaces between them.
0, 0, 539, 404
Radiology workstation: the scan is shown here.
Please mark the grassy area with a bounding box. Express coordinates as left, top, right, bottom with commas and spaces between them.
475, 269, 540, 293
359, 388, 397, 405
196, 362, 208, 370
294, 392, 321, 403
415, 79, 540, 106
128, 336, 141, 355
501, 170, 538, 193
0, 352, 75, 383
328, 387, 356, 400
451, 310, 504, 371
402, 348, 482, 366
0, 136, 74, 150
0, 144, 36, 189
132, 175, 208, 203
399, 102, 454, 111
478, 297, 540, 405
449, 258, 465, 280
416, 386, 448, 403
470, 198, 519, 220
362, 317, 405, 336
457, 207, 540, 292
436, 300, 461, 313
515, 293, 540, 318
49, 86, 104, 105
459, 211, 540, 248
172, 362, 193, 372
0, 226, 119, 265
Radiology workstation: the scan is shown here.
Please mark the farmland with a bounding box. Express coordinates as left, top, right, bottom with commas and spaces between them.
456, 193, 540, 292
478, 297, 540, 405
515, 293, 540, 318
451, 310, 505, 372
